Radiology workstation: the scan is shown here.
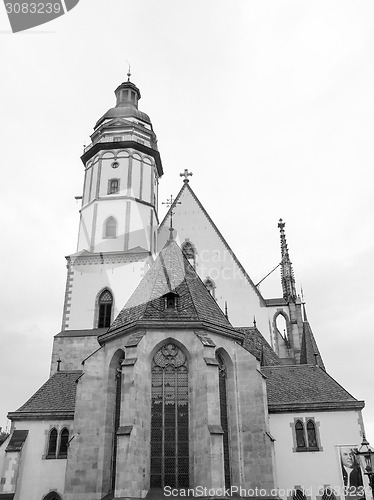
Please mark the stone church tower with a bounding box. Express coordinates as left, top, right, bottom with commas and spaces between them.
0, 77, 367, 500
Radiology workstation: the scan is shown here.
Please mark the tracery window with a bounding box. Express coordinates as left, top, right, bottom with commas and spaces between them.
150, 343, 189, 489
47, 428, 58, 458
216, 352, 231, 488
104, 217, 117, 238
98, 290, 113, 328
292, 418, 321, 452
295, 420, 306, 450
58, 428, 69, 458
306, 420, 318, 449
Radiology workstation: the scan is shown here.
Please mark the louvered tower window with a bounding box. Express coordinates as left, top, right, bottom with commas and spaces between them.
98, 290, 113, 328
216, 352, 231, 489
150, 343, 189, 489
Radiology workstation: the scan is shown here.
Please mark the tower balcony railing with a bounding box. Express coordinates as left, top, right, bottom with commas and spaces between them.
84, 132, 155, 154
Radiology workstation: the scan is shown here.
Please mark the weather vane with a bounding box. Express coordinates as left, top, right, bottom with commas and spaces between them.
125, 59, 131, 81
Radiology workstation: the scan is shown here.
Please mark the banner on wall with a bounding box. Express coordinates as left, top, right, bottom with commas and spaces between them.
337, 445, 366, 500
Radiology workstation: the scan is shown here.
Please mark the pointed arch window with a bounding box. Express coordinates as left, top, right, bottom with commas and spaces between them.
47, 428, 58, 458
58, 428, 69, 458
181, 241, 196, 269
98, 290, 113, 328
108, 178, 120, 194
295, 420, 306, 450
216, 352, 231, 489
104, 217, 117, 238
150, 343, 189, 489
306, 420, 318, 449
43, 492, 62, 500
292, 417, 321, 452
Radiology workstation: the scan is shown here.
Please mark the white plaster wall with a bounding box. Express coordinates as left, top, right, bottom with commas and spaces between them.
269, 410, 365, 499
12, 421, 68, 500
67, 258, 150, 330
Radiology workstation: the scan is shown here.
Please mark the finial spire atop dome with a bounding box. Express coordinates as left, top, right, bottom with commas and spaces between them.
127, 62, 131, 82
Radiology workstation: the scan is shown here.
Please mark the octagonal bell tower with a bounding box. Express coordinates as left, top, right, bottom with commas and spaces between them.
57, 76, 163, 344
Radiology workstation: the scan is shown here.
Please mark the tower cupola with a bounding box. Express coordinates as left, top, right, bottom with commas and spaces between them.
114, 79, 141, 108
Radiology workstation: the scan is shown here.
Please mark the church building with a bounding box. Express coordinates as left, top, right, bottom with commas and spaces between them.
0, 76, 367, 500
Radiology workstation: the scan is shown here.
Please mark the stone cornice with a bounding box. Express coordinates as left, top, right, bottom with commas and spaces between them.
65, 250, 152, 267
98, 320, 243, 345
81, 140, 163, 177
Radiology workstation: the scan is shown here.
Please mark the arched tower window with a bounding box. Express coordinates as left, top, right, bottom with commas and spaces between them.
98, 290, 113, 328
104, 217, 117, 238
181, 241, 196, 269
47, 428, 58, 458
295, 420, 306, 450
58, 428, 69, 458
306, 420, 318, 449
216, 352, 231, 488
108, 179, 120, 194
204, 278, 216, 298
150, 343, 189, 489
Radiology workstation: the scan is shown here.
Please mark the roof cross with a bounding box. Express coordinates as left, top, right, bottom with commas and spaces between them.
162, 194, 181, 238
180, 169, 193, 182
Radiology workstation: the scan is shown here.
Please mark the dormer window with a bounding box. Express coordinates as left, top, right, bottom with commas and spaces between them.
108, 179, 119, 195
164, 292, 178, 310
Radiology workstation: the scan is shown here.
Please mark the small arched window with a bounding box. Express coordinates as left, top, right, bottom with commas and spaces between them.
295, 420, 306, 449
98, 290, 113, 328
182, 241, 196, 268
47, 428, 58, 458
108, 179, 120, 194
104, 217, 117, 238
306, 420, 318, 449
204, 278, 216, 298
58, 428, 69, 458
43, 492, 62, 500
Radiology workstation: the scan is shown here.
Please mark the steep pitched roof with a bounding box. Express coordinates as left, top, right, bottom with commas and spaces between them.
100, 239, 238, 341
8, 371, 81, 421
300, 321, 325, 370
262, 365, 364, 412
158, 182, 266, 305
236, 327, 281, 366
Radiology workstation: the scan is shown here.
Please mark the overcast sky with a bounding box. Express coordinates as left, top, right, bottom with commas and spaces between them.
0, 0, 373, 444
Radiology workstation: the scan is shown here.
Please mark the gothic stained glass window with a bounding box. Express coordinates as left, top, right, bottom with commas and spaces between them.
216, 353, 231, 489
150, 343, 189, 489
295, 420, 306, 449
58, 428, 69, 458
47, 428, 57, 458
98, 290, 113, 328
306, 420, 318, 449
